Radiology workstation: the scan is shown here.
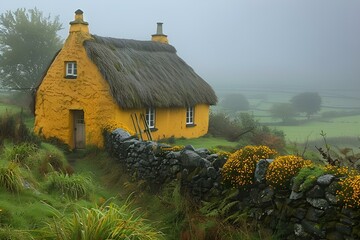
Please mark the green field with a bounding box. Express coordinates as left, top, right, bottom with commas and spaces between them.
275, 115, 360, 143
214, 86, 360, 146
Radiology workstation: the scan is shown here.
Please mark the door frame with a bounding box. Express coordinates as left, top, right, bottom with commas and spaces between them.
71, 110, 85, 149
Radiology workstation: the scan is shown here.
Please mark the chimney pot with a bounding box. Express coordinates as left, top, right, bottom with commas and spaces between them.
156, 22, 164, 35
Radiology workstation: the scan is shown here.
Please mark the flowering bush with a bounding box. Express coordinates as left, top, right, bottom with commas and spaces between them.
222, 145, 277, 188
324, 165, 358, 178
337, 175, 360, 208
266, 155, 312, 190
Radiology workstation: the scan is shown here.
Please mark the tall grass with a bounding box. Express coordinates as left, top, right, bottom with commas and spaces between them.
0, 162, 23, 193
44, 172, 93, 200
44, 201, 164, 240
0, 227, 34, 240
2, 142, 38, 164
26, 143, 73, 176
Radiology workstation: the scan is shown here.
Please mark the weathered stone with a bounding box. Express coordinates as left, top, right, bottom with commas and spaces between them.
212, 157, 227, 169
254, 159, 272, 183
290, 190, 304, 200
166, 151, 181, 159
259, 187, 274, 206
326, 231, 344, 240
306, 185, 325, 198
305, 207, 324, 222
201, 158, 211, 168
340, 216, 355, 226
170, 165, 181, 175
195, 148, 210, 158
180, 150, 202, 169
207, 167, 217, 179
139, 159, 150, 167
294, 223, 308, 237
336, 222, 352, 235
183, 145, 195, 151
169, 159, 178, 165
317, 174, 335, 186
146, 142, 158, 152
325, 192, 338, 205
293, 208, 307, 220
112, 128, 131, 142
206, 153, 218, 161
341, 207, 360, 219
301, 219, 325, 238
306, 198, 329, 210
327, 180, 341, 195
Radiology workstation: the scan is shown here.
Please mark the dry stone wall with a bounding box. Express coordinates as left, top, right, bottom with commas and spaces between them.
105, 129, 360, 239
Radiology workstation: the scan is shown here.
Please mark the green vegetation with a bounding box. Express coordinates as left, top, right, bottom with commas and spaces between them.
44, 202, 164, 240
0, 8, 62, 90
293, 165, 326, 191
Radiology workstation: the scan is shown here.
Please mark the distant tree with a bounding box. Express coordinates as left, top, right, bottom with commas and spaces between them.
0, 8, 62, 90
270, 103, 296, 123
290, 92, 322, 119
221, 93, 250, 112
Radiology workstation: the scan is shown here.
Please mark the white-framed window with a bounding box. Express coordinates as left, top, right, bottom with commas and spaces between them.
145, 108, 155, 128
66, 61, 77, 78
186, 106, 194, 125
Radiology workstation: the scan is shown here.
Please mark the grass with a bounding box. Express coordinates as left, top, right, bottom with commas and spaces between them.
44, 172, 94, 200
170, 135, 239, 151
275, 115, 360, 143
44, 201, 164, 240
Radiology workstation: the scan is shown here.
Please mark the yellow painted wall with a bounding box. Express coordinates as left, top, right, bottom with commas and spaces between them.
35, 16, 210, 149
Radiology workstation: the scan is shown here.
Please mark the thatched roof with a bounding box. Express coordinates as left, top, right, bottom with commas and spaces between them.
83, 35, 217, 109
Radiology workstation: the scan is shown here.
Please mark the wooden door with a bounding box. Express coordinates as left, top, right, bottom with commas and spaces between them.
73, 110, 85, 149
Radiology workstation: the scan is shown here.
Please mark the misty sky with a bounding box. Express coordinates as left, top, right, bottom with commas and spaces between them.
2, 0, 360, 91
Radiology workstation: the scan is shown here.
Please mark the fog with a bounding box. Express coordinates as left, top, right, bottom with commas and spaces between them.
2, 0, 360, 91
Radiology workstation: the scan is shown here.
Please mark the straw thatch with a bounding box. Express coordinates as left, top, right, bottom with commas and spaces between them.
83, 35, 217, 109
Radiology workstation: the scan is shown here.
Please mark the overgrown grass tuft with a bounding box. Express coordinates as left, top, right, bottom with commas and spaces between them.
0, 162, 23, 193
2, 142, 38, 164
26, 143, 73, 177
44, 172, 94, 200
44, 201, 164, 240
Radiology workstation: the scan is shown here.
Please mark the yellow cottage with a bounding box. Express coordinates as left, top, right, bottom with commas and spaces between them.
34, 10, 217, 149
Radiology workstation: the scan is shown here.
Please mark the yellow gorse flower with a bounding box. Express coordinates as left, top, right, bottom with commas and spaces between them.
222, 145, 277, 188
337, 175, 360, 208
266, 155, 312, 190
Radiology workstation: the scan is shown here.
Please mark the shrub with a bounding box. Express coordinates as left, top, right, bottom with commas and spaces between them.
266, 155, 312, 190
222, 146, 277, 188
0, 162, 23, 193
44, 202, 164, 239
208, 112, 243, 141
324, 165, 358, 178
337, 175, 360, 208
44, 172, 93, 200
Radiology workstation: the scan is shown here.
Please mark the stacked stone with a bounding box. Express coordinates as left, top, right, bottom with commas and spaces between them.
106, 129, 360, 239
107, 129, 225, 199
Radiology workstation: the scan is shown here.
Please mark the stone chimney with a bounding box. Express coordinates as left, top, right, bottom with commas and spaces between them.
151, 22, 169, 44
69, 9, 89, 33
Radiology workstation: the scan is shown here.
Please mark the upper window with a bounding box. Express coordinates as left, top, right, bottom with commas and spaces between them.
145, 108, 155, 129
65, 61, 77, 78
186, 106, 194, 125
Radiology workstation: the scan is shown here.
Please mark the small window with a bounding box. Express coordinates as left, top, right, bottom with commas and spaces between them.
145, 108, 155, 129
65, 61, 77, 78
186, 106, 194, 125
